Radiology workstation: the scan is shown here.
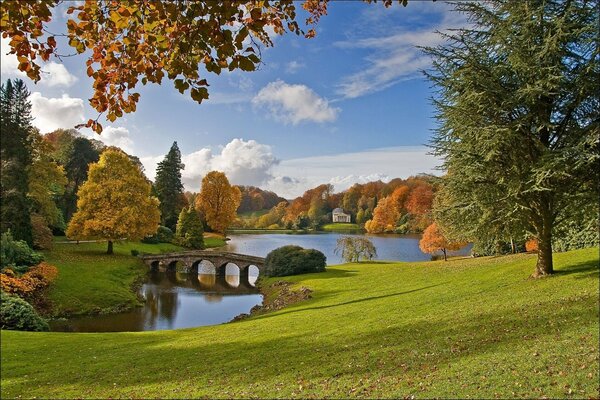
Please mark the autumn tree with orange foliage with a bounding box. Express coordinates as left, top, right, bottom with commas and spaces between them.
419, 223, 466, 261
66, 149, 160, 254
196, 171, 241, 234
365, 197, 399, 233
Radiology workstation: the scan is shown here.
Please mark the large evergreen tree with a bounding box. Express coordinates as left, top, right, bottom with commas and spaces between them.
154, 142, 185, 230
0, 79, 34, 244
426, 0, 599, 277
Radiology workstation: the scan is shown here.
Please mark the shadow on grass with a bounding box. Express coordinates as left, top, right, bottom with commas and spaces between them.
554, 259, 599, 279
254, 283, 446, 320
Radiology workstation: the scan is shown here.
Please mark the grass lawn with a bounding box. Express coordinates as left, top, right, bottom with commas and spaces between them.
321, 222, 362, 231
2, 248, 598, 398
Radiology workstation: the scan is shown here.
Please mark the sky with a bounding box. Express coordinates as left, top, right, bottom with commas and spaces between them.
0, 1, 467, 199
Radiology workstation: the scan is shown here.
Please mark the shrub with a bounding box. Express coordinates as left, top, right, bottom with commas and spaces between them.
0, 231, 43, 268
175, 207, 204, 249
0, 262, 58, 299
156, 226, 174, 243
131, 249, 140, 257
264, 245, 326, 277
31, 213, 53, 250
0, 292, 49, 332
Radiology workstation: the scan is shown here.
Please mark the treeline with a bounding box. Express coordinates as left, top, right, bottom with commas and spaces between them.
234, 176, 437, 233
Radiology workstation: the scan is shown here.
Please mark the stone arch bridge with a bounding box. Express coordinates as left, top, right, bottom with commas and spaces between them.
140, 251, 265, 286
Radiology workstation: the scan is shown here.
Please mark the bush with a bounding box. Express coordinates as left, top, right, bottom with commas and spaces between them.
525, 238, 539, 252
142, 226, 174, 244
156, 226, 174, 243
0, 262, 58, 299
130, 249, 140, 256
0, 292, 49, 331
264, 245, 326, 277
0, 231, 43, 269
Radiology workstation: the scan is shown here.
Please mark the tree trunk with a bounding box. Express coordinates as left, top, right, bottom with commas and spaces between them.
107, 240, 114, 255
510, 237, 516, 254
532, 208, 554, 277
443, 248, 447, 261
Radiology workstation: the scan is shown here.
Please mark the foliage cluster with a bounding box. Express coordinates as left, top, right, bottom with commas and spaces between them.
0, 292, 49, 332
0, 231, 43, 269
264, 245, 326, 277
0, 262, 58, 300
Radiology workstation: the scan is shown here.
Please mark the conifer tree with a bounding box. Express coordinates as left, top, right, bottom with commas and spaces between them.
425, 0, 599, 277
155, 142, 185, 231
175, 207, 204, 249
0, 79, 33, 244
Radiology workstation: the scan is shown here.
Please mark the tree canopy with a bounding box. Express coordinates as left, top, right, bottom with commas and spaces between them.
196, 171, 241, 234
425, 0, 599, 276
66, 148, 160, 254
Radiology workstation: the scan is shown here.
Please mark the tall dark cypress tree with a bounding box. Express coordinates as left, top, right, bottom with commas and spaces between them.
0, 79, 33, 244
154, 142, 185, 230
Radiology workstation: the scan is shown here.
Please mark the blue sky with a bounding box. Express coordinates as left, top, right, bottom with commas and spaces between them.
0, 1, 466, 198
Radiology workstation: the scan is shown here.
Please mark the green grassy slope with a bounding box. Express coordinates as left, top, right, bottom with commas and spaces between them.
2, 248, 598, 398
43, 240, 185, 316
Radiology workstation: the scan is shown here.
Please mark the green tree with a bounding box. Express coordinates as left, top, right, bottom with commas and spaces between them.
155, 142, 185, 231
28, 131, 67, 230
175, 207, 204, 250
62, 136, 101, 222
66, 149, 160, 254
425, 0, 599, 277
0, 79, 33, 245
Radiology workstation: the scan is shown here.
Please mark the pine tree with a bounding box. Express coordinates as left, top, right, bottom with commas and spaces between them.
0, 79, 33, 244
155, 142, 185, 231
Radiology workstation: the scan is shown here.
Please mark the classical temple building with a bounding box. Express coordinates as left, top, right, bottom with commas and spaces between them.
332, 208, 351, 223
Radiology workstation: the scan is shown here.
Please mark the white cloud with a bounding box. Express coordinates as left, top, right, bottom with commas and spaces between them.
141, 138, 279, 191
252, 80, 339, 125
285, 61, 305, 74
92, 126, 134, 152
29, 92, 85, 133
1, 38, 77, 88
39, 62, 78, 87
334, 5, 468, 99
267, 146, 442, 198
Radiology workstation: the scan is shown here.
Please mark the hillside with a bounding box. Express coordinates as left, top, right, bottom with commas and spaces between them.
1, 248, 598, 398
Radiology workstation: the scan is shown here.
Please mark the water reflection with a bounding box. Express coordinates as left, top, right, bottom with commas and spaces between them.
51, 270, 262, 332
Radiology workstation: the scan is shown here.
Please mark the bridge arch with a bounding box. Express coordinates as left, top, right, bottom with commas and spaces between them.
149, 260, 160, 272
247, 264, 260, 286
192, 259, 216, 274
221, 262, 240, 288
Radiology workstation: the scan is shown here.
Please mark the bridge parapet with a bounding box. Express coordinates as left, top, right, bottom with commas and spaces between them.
139, 251, 266, 275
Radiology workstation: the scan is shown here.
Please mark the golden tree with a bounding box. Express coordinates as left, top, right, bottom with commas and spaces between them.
364, 196, 399, 233
66, 148, 160, 254
419, 223, 465, 261
196, 171, 241, 234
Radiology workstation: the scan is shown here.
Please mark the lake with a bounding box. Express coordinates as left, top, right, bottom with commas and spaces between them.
225, 232, 471, 264
52, 232, 470, 332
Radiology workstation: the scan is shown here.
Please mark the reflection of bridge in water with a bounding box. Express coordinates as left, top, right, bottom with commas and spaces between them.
140, 251, 265, 287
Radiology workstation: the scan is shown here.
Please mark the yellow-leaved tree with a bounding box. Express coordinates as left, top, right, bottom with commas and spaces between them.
66, 148, 160, 254
196, 171, 241, 234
